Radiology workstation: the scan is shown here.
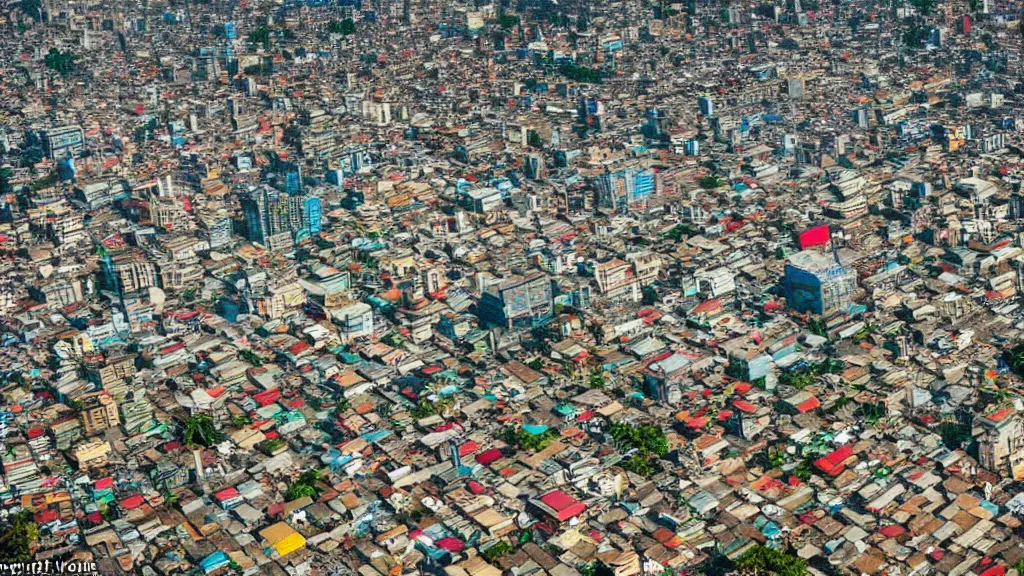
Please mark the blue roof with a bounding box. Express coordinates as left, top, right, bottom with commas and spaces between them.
200, 551, 230, 573
362, 429, 393, 444
521, 424, 549, 436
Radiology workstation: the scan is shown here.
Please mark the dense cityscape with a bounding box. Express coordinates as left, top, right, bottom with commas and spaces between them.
4, 0, 1024, 574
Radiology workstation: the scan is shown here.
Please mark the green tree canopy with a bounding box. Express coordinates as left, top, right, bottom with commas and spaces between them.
0, 510, 38, 561
247, 26, 271, 49
910, 0, 937, 16
286, 469, 323, 501
328, 19, 357, 35
44, 48, 77, 75
699, 175, 723, 189
735, 545, 808, 576
182, 414, 220, 448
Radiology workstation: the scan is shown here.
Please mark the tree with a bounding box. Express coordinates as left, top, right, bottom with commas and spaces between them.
910, 0, 936, 16
642, 285, 658, 305
622, 453, 656, 477
329, 18, 356, 35
589, 369, 606, 389
735, 545, 808, 576
258, 438, 285, 455
903, 26, 926, 47
855, 402, 887, 426
559, 63, 602, 83
286, 469, 323, 501
699, 175, 722, 189
498, 14, 520, 28
409, 400, 436, 419
981, 32, 997, 51
808, 317, 827, 337
505, 426, 558, 452
0, 510, 38, 561
182, 414, 219, 448
482, 541, 514, 560
238, 349, 264, 367
0, 168, 13, 195
44, 48, 77, 76
609, 422, 669, 457
247, 26, 271, 49
939, 422, 972, 450
335, 397, 351, 414
21, 0, 42, 21
1004, 342, 1024, 377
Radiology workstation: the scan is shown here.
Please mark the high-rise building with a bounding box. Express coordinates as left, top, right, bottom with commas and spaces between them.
782, 251, 858, 314
698, 96, 715, 117
200, 211, 233, 248
39, 125, 85, 159
102, 251, 158, 294
242, 186, 291, 245
478, 274, 554, 329
524, 154, 545, 180
594, 167, 658, 213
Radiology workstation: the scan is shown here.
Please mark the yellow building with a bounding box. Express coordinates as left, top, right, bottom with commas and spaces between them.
259, 522, 306, 557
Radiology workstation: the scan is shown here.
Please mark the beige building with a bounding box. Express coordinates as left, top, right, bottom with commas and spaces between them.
80, 393, 120, 435
73, 441, 112, 470
89, 355, 136, 390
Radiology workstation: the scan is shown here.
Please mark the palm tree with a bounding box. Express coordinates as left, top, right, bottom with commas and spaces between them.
182, 414, 219, 448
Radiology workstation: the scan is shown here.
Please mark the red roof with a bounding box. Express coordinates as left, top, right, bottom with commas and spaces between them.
36, 509, 59, 523
733, 382, 752, 395
539, 489, 587, 521
814, 445, 853, 476
94, 477, 114, 490
459, 441, 479, 457
796, 396, 821, 413
733, 399, 757, 413
978, 567, 1006, 576
288, 341, 311, 355
691, 299, 722, 315
475, 449, 503, 466
686, 417, 709, 429
253, 389, 281, 407
436, 537, 464, 552
879, 525, 905, 538
120, 495, 144, 510
215, 487, 240, 502
467, 480, 486, 495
